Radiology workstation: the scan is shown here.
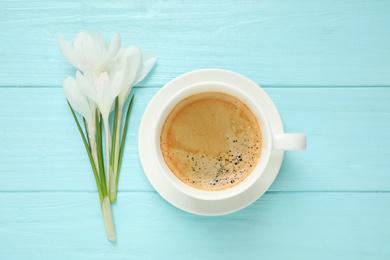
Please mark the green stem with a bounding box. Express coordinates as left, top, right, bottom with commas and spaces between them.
84, 118, 100, 177
101, 195, 116, 242
83, 118, 91, 150
113, 109, 122, 175
110, 97, 119, 172
109, 104, 122, 202
91, 140, 99, 178
67, 101, 103, 202
103, 115, 111, 193
116, 95, 135, 187
96, 111, 107, 197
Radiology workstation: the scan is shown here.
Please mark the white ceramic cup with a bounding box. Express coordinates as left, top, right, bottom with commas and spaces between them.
152, 79, 306, 201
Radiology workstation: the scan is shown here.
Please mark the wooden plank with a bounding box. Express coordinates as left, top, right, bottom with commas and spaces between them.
1, 0, 390, 87
0, 192, 389, 259
0, 87, 389, 192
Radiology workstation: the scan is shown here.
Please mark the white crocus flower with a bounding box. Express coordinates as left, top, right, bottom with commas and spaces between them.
63, 76, 93, 127
108, 46, 156, 201
63, 76, 99, 174
58, 30, 121, 73
59, 30, 124, 192
76, 69, 125, 191
117, 47, 157, 108
59, 29, 156, 242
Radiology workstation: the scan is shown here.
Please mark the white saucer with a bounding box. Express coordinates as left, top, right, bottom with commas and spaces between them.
138, 69, 284, 216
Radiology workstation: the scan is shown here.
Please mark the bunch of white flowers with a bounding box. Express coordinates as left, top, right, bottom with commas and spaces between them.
59, 30, 156, 242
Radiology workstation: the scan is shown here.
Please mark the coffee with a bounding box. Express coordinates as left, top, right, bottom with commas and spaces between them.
160, 92, 262, 191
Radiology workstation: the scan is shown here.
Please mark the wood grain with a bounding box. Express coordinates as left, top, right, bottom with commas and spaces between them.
0, 0, 390, 87
0, 192, 389, 259
1, 87, 389, 192
1, 1, 389, 258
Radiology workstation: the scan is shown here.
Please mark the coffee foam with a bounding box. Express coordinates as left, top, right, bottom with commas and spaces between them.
160, 92, 261, 191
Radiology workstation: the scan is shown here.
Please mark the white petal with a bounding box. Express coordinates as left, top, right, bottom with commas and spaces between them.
117, 45, 139, 66
88, 99, 98, 120
109, 100, 116, 112
76, 70, 99, 105
91, 71, 111, 117
73, 32, 100, 71
63, 76, 92, 123
124, 53, 141, 86
88, 30, 107, 63
108, 46, 138, 88
97, 71, 110, 103
58, 34, 84, 71
105, 33, 121, 62
108, 70, 125, 103
134, 50, 157, 85
129, 50, 143, 84
118, 48, 142, 105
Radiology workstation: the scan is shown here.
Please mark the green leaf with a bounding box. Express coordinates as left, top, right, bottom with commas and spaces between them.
96, 110, 107, 197
110, 97, 119, 171
67, 101, 103, 202
83, 118, 91, 150
116, 95, 135, 187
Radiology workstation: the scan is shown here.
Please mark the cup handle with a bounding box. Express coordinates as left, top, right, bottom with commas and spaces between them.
272, 133, 307, 151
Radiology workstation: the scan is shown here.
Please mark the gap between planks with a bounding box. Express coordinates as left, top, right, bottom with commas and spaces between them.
0, 190, 389, 194
1, 85, 390, 89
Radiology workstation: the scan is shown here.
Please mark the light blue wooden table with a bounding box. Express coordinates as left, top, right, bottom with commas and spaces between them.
1, 0, 390, 259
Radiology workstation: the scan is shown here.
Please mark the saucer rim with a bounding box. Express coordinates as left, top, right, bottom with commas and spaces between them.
138, 68, 284, 216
